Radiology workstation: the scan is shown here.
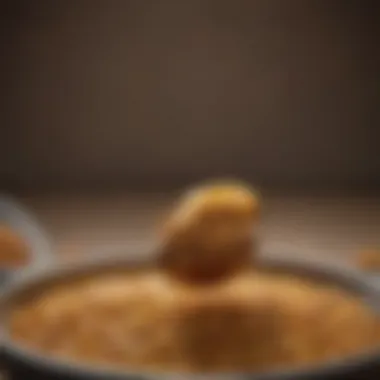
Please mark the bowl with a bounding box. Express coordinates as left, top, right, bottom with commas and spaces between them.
1, 251, 380, 380
0, 195, 54, 287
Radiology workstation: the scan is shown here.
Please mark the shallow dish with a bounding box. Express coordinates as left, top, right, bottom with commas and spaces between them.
1, 250, 380, 380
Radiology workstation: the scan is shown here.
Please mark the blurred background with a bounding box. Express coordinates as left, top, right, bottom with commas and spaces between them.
2, 0, 380, 260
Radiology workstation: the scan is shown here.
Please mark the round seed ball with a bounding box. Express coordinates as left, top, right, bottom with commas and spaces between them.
159, 181, 260, 283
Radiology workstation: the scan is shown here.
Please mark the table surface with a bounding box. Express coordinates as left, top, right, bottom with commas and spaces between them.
20, 194, 380, 265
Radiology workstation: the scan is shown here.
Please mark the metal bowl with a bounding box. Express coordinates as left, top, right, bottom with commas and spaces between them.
0, 195, 54, 287
1, 251, 380, 380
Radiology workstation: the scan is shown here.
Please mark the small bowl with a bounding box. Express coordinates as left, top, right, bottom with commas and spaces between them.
0, 195, 54, 287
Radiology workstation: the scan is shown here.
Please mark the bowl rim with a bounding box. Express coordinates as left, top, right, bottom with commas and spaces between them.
2, 250, 380, 380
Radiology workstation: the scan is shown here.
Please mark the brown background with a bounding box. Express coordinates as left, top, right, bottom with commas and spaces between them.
3, 0, 380, 193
